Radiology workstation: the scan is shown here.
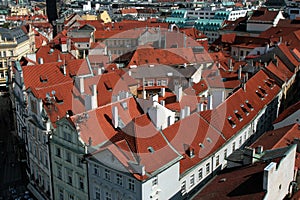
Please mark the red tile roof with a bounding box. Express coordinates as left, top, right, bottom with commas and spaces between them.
248, 7, 281, 22
251, 124, 300, 150
200, 70, 281, 140
162, 113, 226, 174
35, 45, 75, 63
193, 162, 266, 200
273, 101, 300, 124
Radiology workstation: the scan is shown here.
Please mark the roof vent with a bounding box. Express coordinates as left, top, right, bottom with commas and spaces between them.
199, 143, 204, 148
147, 146, 155, 153
207, 137, 212, 143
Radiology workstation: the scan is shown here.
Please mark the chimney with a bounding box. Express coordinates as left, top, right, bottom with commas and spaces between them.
88, 137, 92, 146
180, 108, 185, 120
293, 138, 300, 153
228, 58, 233, 71
160, 87, 165, 97
112, 106, 118, 128
256, 145, 263, 154
128, 71, 132, 76
97, 67, 102, 75
185, 106, 190, 117
38, 57, 44, 64
207, 95, 213, 110
61, 65, 66, 76
91, 84, 97, 109
175, 85, 183, 102
243, 146, 255, 165
238, 65, 242, 80
79, 77, 84, 94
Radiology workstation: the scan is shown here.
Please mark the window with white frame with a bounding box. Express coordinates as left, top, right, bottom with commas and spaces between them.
216, 155, 220, 166
190, 174, 195, 187
198, 168, 203, 180
152, 177, 158, 187
181, 181, 186, 194
206, 163, 210, 174
232, 142, 236, 152
224, 149, 227, 159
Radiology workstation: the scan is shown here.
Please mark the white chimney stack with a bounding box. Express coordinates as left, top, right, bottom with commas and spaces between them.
185, 106, 190, 117
79, 77, 84, 94
180, 108, 185, 120
175, 85, 183, 102
112, 106, 118, 129
91, 84, 97, 109
238, 65, 242, 80
160, 87, 165, 97
207, 95, 213, 110
97, 67, 102, 75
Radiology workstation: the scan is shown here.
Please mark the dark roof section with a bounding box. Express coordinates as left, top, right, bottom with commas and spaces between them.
0, 27, 29, 44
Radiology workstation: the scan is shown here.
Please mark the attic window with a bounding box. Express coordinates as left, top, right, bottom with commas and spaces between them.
207, 137, 212, 143
227, 116, 236, 128
40, 75, 48, 83
235, 111, 243, 121
258, 86, 267, 96
199, 143, 204, 148
240, 104, 249, 116
120, 101, 128, 110
245, 100, 254, 111
147, 146, 155, 153
255, 90, 264, 100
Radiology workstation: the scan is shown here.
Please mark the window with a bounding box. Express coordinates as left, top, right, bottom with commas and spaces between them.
239, 136, 242, 146
95, 186, 100, 200
232, 142, 236, 152
206, 163, 210, 174
63, 132, 72, 142
116, 174, 123, 186
128, 178, 135, 191
105, 191, 112, 200
181, 181, 186, 194
198, 168, 203, 180
79, 176, 84, 190
190, 174, 195, 186
224, 149, 227, 159
67, 171, 72, 185
152, 177, 158, 186
94, 165, 99, 176
66, 151, 71, 163
59, 189, 64, 200
105, 169, 111, 181
156, 80, 161, 86
148, 80, 154, 86
56, 147, 61, 157
161, 80, 167, 86
69, 194, 74, 200
216, 155, 220, 166
57, 165, 62, 179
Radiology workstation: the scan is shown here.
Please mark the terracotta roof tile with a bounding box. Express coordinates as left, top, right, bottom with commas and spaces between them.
273, 101, 300, 124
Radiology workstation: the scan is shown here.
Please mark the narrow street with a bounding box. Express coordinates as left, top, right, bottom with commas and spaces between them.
0, 94, 28, 199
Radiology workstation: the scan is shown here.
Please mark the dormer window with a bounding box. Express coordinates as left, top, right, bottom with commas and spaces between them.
235, 110, 243, 121
147, 146, 155, 153
40, 75, 48, 83
227, 116, 236, 128
245, 100, 254, 111
256, 90, 264, 100
240, 104, 249, 116
258, 86, 267, 96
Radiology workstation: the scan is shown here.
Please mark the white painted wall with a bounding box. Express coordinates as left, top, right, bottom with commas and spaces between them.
263, 145, 296, 200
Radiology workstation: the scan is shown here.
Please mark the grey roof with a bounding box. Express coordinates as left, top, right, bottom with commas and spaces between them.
129, 65, 198, 79
0, 27, 29, 44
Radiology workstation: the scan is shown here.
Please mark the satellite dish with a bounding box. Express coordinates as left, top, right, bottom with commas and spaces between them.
46, 92, 50, 98
51, 90, 56, 95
